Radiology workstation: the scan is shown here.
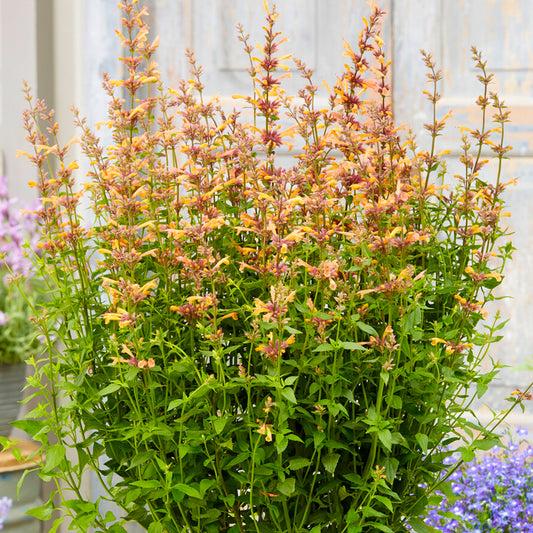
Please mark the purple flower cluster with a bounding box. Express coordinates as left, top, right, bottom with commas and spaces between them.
426, 427, 533, 532
0, 496, 12, 530
0, 176, 42, 363
0, 175, 39, 278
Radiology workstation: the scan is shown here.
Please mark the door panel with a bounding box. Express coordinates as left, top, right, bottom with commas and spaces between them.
393, 0, 533, 411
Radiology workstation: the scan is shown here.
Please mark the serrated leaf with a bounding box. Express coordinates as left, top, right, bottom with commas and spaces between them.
289, 457, 311, 470
277, 478, 295, 496
322, 453, 340, 475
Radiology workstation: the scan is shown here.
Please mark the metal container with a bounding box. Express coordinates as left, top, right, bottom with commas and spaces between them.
0, 364, 25, 438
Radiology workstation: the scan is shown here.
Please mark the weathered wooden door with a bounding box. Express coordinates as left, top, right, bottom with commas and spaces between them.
144, 0, 533, 415
393, 0, 533, 416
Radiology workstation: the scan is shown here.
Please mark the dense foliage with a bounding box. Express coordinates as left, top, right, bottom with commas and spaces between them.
12, 1, 519, 531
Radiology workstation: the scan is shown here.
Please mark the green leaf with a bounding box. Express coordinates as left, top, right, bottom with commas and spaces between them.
98, 382, 122, 396
213, 417, 226, 434
277, 478, 296, 496
322, 453, 340, 475
222, 494, 235, 507
408, 517, 440, 533
26, 500, 54, 521
10, 418, 48, 440
168, 398, 184, 410
378, 429, 392, 452
284, 376, 298, 386
405, 307, 422, 331
284, 325, 302, 335
476, 381, 488, 398
313, 343, 335, 352
362, 506, 386, 518
374, 494, 393, 512
108, 525, 128, 533
357, 322, 379, 336
44, 444, 66, 472
459, 447, 475, 462
289, 457, 311, 470
47, 517, 65, 533
313, 430, 326, 448
220, 438, 233, 450
474, 438, 501, 451
131, 480, 162, 489
281, 388, 297, 404
364, 523, 394, 533
173, 483, 201, 499
383, 457, 399, 483
128, 451, 155, 470
276, 433, 289, 454
389, 395, 402, 409
416, 433, 429, 454
148, 523, 165, 533
340, 341, 366, 351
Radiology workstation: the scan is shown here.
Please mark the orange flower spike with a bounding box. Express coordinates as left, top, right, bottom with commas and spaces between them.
257, 420, 273, 442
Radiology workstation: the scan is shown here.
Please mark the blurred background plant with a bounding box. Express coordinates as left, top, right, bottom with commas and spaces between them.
0, 174, 41, 365
424, 427, 533, 532
0, 496, 12, 530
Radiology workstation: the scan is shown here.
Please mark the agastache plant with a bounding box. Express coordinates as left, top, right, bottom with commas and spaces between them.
13, 1, 524, 531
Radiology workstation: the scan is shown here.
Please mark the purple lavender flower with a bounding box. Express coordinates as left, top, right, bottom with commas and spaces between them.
0, 176, 42, 364
425, 428, 533, 532
0, 175, 40, 277
0, 496, 12, 530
